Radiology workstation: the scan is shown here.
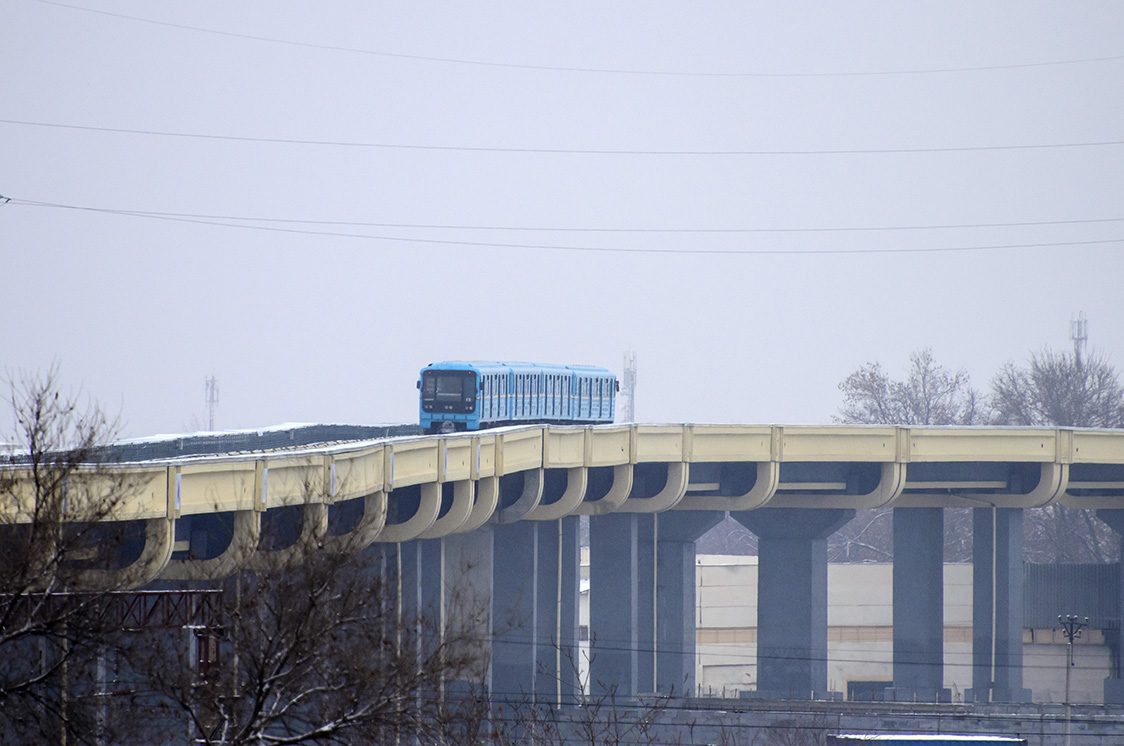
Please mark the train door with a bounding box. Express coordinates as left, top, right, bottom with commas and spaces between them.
502, 375, 509, 420
549, 375, 557, 419
482, 376, 490, 420
531, 375, 538, 420
563, 376, 570, 419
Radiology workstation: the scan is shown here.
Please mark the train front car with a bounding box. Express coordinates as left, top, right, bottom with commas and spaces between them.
418, 362, 482, 434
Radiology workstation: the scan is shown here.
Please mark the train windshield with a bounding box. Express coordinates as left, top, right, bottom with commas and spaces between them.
434, 375, 463, 399
421, 370, 477, 413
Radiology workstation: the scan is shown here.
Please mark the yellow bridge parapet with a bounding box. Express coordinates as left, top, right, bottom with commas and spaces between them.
4, 424, 1122, 588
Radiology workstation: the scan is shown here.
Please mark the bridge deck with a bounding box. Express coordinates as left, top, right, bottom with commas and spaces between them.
4, 424, 1122, 587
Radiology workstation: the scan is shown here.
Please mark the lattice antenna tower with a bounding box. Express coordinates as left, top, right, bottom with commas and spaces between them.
1070, 313, 1088, 367
205, 375, 219, 431
621, 351, 637, 423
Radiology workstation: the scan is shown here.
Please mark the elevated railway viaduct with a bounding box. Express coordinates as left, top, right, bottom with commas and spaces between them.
6, 424, 1124, 706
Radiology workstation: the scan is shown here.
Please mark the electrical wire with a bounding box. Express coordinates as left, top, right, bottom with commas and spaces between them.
6, 198, 1122, 256
9, 197, 1124, 235
30, 0, 1124, 79
5, 118, 1124, 155
8, 199, 1124, 255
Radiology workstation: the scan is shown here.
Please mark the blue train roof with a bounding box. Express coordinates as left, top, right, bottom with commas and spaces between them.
421, 361, 615, 377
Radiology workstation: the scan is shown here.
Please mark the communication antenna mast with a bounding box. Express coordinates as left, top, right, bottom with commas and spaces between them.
621, 352, 637, 423
205, 375, 219, 431
1070, 313, 1088, 367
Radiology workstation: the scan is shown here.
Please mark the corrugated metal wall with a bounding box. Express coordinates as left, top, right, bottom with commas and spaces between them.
1024, 563, 1119, 630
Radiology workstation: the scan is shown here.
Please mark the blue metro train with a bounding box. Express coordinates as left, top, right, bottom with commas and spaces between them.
418, 361, 617, 433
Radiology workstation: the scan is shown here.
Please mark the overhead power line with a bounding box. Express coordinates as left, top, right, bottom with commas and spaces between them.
4, 118, 1123, 155
11, 197, 1124, 235
7, 197, 1123, 256
31, 0, 1124, 78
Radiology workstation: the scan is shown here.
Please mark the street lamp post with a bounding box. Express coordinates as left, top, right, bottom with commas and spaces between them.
1058, 614, 1088, 746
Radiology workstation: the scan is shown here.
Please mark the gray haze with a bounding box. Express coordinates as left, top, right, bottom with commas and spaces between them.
3, 2, 1123, 439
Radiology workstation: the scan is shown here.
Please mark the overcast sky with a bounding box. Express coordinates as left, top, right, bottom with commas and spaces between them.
3, 2, 1123, 439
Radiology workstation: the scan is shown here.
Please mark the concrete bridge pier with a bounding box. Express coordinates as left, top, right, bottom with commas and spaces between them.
731, 507, 855, 699
1094, 509, 1124, 704
491, 518, 581, 704
968, 507, 1032, 703
888, 507, 950, 702
636, 511, 723, 697
442, 526, 494, 689
589, 512, 640, 698
385, 539, 442, 659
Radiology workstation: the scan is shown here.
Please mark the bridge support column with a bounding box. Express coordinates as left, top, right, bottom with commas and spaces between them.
443, 526, 495, 692
1095, 510, 1124, 704
888, 508, 950, 702
390, 540, 436, 656
636, 511, 723, 697
968, 507, 1031, 703
492, 519, 580, 704
731, 508, 854, 699
536, 517, 581, 703
590, 513, 639, 698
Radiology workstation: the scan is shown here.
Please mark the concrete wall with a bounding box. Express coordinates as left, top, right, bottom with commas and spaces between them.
693, 556, 1112, 704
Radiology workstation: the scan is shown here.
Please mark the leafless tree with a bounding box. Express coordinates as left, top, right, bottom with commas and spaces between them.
827, 509, 892, 563
991, 347, 1124, 429
0, 367, 141, 745
832, 345, 1124, 564
991, 347, 1124, 563
835, 348, 983, 427
697, 515, 757, 556
121, 534, 490, 745
832, 349, 982, 562
3, 368, 495, 745
487, 640, 674, 746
